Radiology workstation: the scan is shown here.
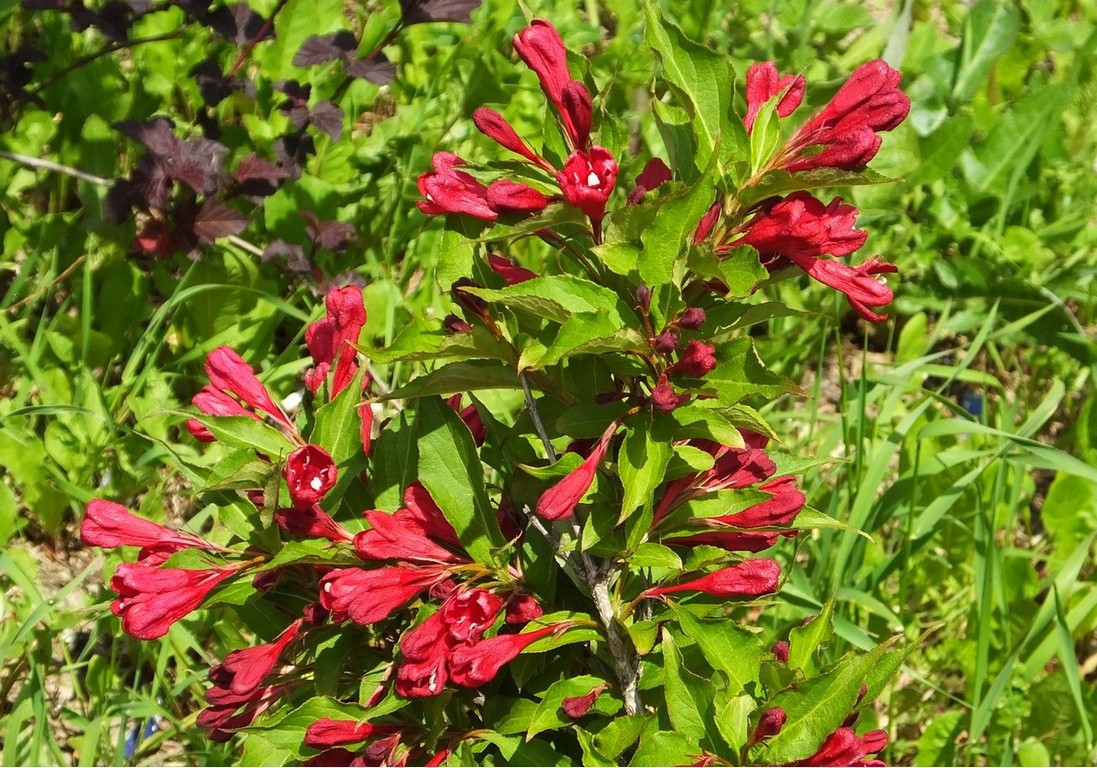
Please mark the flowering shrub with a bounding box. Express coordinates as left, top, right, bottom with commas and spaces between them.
83, 9, 910, 766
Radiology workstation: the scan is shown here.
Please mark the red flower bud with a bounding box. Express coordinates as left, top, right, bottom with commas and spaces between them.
692, 201, 721, 244
562, 683, 607, 719
417, 152, 496, 221
305, 286, 366, 398
504, 593, 544, 625
443, 314, 473, 334
651, 374, 689, 413
627, 157, 672, 205
654, 331, 679, 353
275, 504, 353, 542
703, 476, 805, 529
744, 192, 867, 261
304, 718, 400, 748
486, 179, 551, 216
442, 588, 504, 643
319, 565, 444, 625
513, 20, 579, 144
354, 509, 464, 564
747, 706, 787, 747
668, 340, 717, 378
792, 727, 888, 767
110, 562, 236, 639
556, 147, 618, 223
402, 482, 462, 547
487, 254, 538, 285
448, 624, 561, 687
82, 499, 214, 554
772, 640, 790, 663
643, 558, 781, 599
472, 107, 547, 168
676, 307, 706, 330
560, 80, 593, 150
671, 529, 779, 553
744, 62, 805, 133
209, 619, 302, 695
536, 421, 617, 521
284, 445, 337, 510
205, 346, 292, 430
187, 385, 257, 441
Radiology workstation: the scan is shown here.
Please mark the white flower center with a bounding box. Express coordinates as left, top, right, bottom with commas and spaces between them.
310, 476, 323, 490
586, 171, 600, 186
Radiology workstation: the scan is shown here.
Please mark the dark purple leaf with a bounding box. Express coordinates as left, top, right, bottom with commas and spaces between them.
262, 239, 312, 274
190, 58, 233, 107
21, 0, 65, 10
131, 156, 173, 211
165, 137, 228, 196
192, 199, 248, 243
343, 54, 396, 85
228, 2, 270, 47
400, 0, 481, 25
114, 118, 179, 158
104, 180, 138, 224
274, 79, 310, 103
272, 133, 315, 179
234, 154, 290, 183
293, 30, 357, 67
308, 99, 344, 140
314, 220, 356, 251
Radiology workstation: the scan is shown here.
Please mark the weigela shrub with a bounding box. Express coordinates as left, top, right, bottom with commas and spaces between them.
85, 9, 910, 766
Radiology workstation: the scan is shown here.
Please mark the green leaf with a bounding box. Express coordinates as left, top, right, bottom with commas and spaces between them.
539, 316, 647, 369
526, 675, 613, 739
639, 174, 717, 289
592, 715, 650, 760
759, 640, 895, 764
787, 599, 835, 674
368, 409, 418, 512
257, 539, 346, 571
701, 337, 797, 405
200, 450, 277, 493
629, 542, 683, 570
741, 168, 897, 209
195, 414, 294, 458
907, 116, 975, 186
668, 405, 745, 447
644, 5, 743, 175
618, 415, 672, 524
712, 690, 753, 754
671, 604, 762, 696
661, 630, 708, 741
951, 0, 1021, 104
382, 361, 521, 401
556, 401, 629, 439
465, 276, 626, 324
630, 730, 701, 767
415, 396, 505, 566
359, 320, 510, 364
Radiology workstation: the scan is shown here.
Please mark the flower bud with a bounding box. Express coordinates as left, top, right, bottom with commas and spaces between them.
643, 558, 781, 599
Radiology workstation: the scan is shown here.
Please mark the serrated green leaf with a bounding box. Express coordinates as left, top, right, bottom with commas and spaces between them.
671, 603, 762, 696
465, 276, 625, 324
668, 405, 745, 447
630, 729, 701, 767
661, 630, 708, 741
526, 675, 611, 739
619, 415, 672, 524
195, 414, 294, 458
630, 542, 683, 569
201, 450, 277, 493
701, 337, 797, 404
592, 715, 649, 760
415, 396, 505, 566
788, 599, 835, 674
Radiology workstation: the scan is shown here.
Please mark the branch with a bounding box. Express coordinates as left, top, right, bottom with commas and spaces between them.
520, 372, 557, 462
589, 566, 643, 716
0, 151, 111, 186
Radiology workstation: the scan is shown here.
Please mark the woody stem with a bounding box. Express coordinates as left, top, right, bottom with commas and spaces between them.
588, 563, 642, 716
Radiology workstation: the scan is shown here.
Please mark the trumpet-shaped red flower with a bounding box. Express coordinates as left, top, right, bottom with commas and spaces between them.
304, 718, 401, 748
473, 108, 549, 169
354, 507, 464, 564
448, 624, 561, 687
319, 565, 445, 625
417, 152, 496, 221
199, 682, 287, 742
651, 374, 689, 413
536, 421, 617, 520
396, 608, 452, 698
284, 444, 337, 510
82, 499, 215, 556
487, 254, 537, 285
209, 619, 302, 695
512, 20, 587, 148
700, 475, 806, 529
793, 727, 888, 767
204, 346, 294, 431
643, 558, 781, 599
485, 179, 551, 215
744, 62, 805, 133
185, 385, 256, 441
743, 192, 895, 321
305, 286, 367, 398
786, 59, 909, 173
274, 504, 353, 542
627, 157, 672, 205
556, 147, 618, 224
443, 588, 504, 643
110, 562, 236, 639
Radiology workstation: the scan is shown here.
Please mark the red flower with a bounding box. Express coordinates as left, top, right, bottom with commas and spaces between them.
643, 558, 781, 599
668, 340, 717, 379
671, 529, 781, 553
654, 436, 777, 526
473, 107, 550, 169
199, 683, 286, 742
304, 718, 401, 748
792, 727, 888, 767
676, 307, 706, 330
512, 20, 587, 148
284, 445, 337, 510
744, 62, 805, 133
204, 346, 293, 432
442, 588, 504, 643
448, 624, 561, 687
417, 152, 496, 221
81, 499, 214, 555
485, 179, 551, 215
305, 286, 367, 398
786, 59, 909, 172
692, 201, 722, 244
209, 619, 302, 695
319, 565, 445, 625
487, 254, 537, 285
402, 482, 462, 547
275, 504, 353, 543
536, 421, 617, 520
627, 157, 672, 205
354, 508, 464, 564
396, 609, 452, 698
742, 192, 895, 321
651, 374, 689, 413
110, 562, 236, 639
186, 385, 256, 442
556, 147, 618, 223
701, 475, 805, 529
504, 593, 544, 624
772, 640, 790, 663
